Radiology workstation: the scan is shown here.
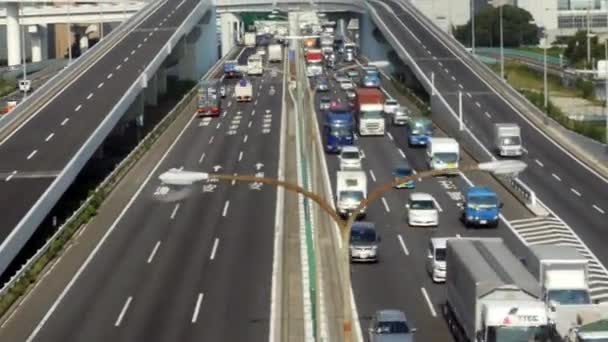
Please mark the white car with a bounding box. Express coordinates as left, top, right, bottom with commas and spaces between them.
338, 78, 354, 90
256, 47, 266, 56
407, 192, 439, 227
384, 98, 399, 115
339, 146, 363, 171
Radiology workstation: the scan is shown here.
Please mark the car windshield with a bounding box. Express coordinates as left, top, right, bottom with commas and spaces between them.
500, 136, 521, 146
351, 228, 376, 243
395, 168, 412, 177
321, 99, 331, 104
411, 200, 434, 210
434, 152, 458, 163
468, 196, 498, 209
547, 289, 591, 305
386, 100, 397, 106
411, 122, 432, 135
342, 151, 360, 159
435, 248, 446, 261
340, 191, 364, 202
361, 111, 383, 119
329, 126, 352, 137
376, 321, 410, 334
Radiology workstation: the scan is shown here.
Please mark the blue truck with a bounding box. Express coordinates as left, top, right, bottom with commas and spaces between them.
461, 186, 502, 228
407, 118, 433, 146
223, 59, 240, 78
361, 66, 381, 88
323, 104, 354, 153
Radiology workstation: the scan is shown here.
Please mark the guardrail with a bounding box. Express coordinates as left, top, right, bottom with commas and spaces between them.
0, 0, 211, 278
0, 43, 235, 318
0, 0, 165, 139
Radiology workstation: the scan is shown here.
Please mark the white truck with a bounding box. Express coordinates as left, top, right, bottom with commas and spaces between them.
494, 123, 523, 157
336, 171, 367, 218
267, 44, 282, 63
444, 238, 549, 342
244, 32, 256, 47
426, 137, 459, 173
247, 54, 263, 76
234, 79, 253, 102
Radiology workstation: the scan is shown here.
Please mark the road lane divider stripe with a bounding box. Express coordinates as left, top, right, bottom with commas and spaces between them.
45, 133, 55, 142
243, 134, 248, 143
170, 203, 180, 220
210, 238, 219, 260
369, 169, 376, 182
238, 151, 243, 162
593, 205, 605, 214
198, 152, 205, 164
27, 150, 37, 160
147, 241, 161, 263
552, 173, 561, 182
222, 200, 230, 217
114, 296, 133, 327
86, 93, 93, 100
432, 197, 443, 212
421, 287, 437, 317
397, 235, 409, 256
75, 105, 82, 112
570, 188, 581, 197
535, 159, 544, 167
191, 293, 204, 323
381, 197, 390, 213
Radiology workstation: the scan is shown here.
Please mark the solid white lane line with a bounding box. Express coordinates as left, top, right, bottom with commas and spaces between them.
5, 170, 17, 182
210, 238, 219, 260
147, 241, 161, 263
243, 135, 248, 143
398, 148, 406, 158
484, 111, 491, 119
571, 188, 581, 197
593, 205, 605, 214
421, 288, 437, 317
198, 153, 205, 164
45, 133, 54, 142
397, 235, 409, 256
381, 197, 390, 213
222, 200, 230, 217
238, 151, 243, 161
552, 173, 562, 182
432, 198, 443, 212
191, 293, 204, 323
98, 82, 104, 89
107, 73, 113, 79
535, 159, 544, 167
86, 93, 93, 100
209, 136, 214, 144
61, 118, 69, 126
115, 296, 133, 327
475, 101, 481, 108
386, 132, 394, 141
116, 64, 121, 70
74, 104, 82, 112
216, 122, 221, 129
170, 203, 180, 220
369, 169, 377, 182
27, 150, 37, 160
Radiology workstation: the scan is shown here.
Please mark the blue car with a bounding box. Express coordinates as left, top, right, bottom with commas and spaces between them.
407, 118, 433, 147
461, 186, 502, 228
393, 162, 415, 189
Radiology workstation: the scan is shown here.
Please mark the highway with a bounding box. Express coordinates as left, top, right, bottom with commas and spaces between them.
0, 0, 206, 258
368, 0, 608, 301
22, 48, 286, 342
311, 57, 572, 340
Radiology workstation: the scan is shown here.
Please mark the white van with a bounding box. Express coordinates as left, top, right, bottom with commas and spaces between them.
426, 237, 448, 283
426, 137, 459, 173
336, 171, 367, 218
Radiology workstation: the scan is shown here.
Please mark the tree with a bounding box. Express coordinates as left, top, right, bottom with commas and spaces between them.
454, 5, 539, 48
564, 30, 605, 68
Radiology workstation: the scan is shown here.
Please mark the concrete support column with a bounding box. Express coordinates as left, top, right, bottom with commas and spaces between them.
29, 25, 42, 63
6, 2, 22, 66
220, 12, 238, 57
157, 67, 167, 96
178, 41, 196, 82
40, 24, 49, 61
144, 73, 158, 106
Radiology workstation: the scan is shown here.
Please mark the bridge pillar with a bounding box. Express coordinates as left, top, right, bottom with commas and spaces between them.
220, 13, 239, 57
178, 38, 197, 82
157, 67, 167, 96
6, 2, 21, 67
29, 25, 42, 63
144, 73, 158, 106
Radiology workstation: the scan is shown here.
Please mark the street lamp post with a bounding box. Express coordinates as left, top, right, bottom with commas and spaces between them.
499, 4, 504, 80
158, 160, 527, 342
20, 3, 27, 100
543, 37, 548, 111
67, 0, 72, 64
471, 0, 475, 54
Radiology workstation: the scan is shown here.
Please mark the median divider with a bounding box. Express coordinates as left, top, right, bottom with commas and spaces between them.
0, 47, 237, 320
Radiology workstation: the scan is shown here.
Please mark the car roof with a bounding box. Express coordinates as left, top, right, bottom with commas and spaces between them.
430, 237, 451, 248
394, 161, 411, 170
320, 96, 331, 101
409, 192, 434, 201
467, 186, 496, 196
385, 99, 398, 103
376, 309, 407, 322
341, 146, 359, 153
352, 221, 375, 231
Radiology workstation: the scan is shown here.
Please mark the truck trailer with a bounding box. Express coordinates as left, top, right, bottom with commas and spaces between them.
196, 80, 220, 117
267, 44, 282, 63
444, 238, 549, 342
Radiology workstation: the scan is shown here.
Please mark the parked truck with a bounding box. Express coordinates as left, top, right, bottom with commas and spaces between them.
444, 238, 549, 342
354, 88, 385, 136
494, 123, 523, 157
267, 44, 282, 63
234, 79, 253, 102
323, 103, 354, 153
244, 32, 256, 47
336, 170, 367, 218
196, 80, 220, 117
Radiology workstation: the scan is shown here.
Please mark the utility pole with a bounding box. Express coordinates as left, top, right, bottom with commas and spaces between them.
587, 0, 592, 68
471, 0, 475, 54
500, 3, 504, 79
67, 0, 72, 64
20, 3, 27, 100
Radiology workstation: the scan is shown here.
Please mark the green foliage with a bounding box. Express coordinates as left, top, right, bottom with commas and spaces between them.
563, 30, 607, 68
575, 78, 595, 100
454, 5, 539, 48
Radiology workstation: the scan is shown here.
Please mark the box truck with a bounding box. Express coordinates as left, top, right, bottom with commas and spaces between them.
426, 137, 459, 173
444, 238, 549, 342
267, 44, 282, 63
196, 80, 220, 117
494, 123, 523, 157
244, 32, 256, 47
354, 88, 385, 136
234, 79, 253, 102
336, 171, 367, 218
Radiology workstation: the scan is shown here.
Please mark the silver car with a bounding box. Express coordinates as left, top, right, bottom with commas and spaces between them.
369, 310, 416, 342
350, 222, 380, 262
393, 106, 412, 126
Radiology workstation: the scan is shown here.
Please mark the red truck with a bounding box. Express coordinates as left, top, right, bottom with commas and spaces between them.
354, 88, 385, 136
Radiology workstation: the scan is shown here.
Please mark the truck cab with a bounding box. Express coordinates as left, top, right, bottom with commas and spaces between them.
355, 88, 385, 136
407, 118, 433, 146
323, 104, 354, 152
426, 137, 459, 173
461, 186, 502, 228
494, 123, 523, 157
336, 171, 367, 218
